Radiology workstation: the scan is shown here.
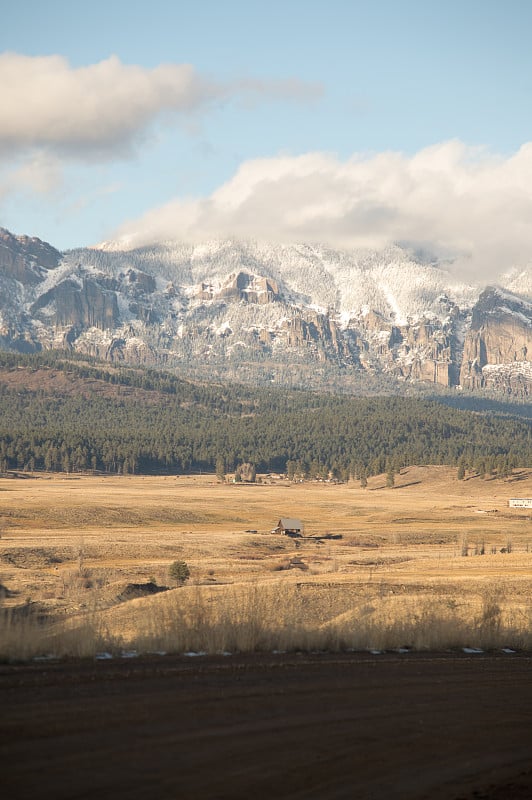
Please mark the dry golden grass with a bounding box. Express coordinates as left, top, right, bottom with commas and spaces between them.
1, 466, 531, 658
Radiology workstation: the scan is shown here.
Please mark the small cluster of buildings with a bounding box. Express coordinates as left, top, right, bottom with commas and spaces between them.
509, 499, 532, 508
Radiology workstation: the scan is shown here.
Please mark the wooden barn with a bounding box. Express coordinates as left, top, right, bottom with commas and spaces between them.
272, 518, 303, 537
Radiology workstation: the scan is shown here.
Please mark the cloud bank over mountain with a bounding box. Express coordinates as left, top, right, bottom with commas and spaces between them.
3, 51, 532, 283
111, 141, 532, 280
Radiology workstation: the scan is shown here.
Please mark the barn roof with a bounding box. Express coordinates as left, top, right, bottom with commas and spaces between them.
279, 518, 302, 529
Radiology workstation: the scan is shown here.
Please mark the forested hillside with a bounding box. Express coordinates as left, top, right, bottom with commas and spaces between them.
0, 351, 530, 478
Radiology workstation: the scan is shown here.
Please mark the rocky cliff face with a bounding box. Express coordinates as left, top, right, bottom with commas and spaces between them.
31, 277, 119, 330
1, 228, 531, 395
0, 228, 61, 284
460, 288, 531, 396
206, 271, 280, 304
0, 228, 63, 351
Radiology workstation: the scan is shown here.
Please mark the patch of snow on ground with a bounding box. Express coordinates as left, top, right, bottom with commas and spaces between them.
498, 306, 532, 325
483, 362, 532, 378
379, 281, 406, 325
116, 293, 134, 322
35, 258, 77, 297
215, 321, 233, 336
337, 311, 353, 329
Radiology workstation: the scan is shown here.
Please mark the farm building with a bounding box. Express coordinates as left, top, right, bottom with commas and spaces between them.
272, 518, 303, 537
509, 499, 532, 509
287, 556, 308, 571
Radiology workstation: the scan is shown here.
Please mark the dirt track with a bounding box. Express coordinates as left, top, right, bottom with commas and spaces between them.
2, 653, 532, 800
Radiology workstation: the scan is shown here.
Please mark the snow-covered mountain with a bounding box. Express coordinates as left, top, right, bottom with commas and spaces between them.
1, 227, 531, 395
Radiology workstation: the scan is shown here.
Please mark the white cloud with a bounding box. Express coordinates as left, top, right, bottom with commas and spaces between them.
0, 53, 218, 157
0, 53, 322, 158
111, 141, 532, 279
0, 152, 63, 201
231, 76, 323, 107
0, 52, 323, 221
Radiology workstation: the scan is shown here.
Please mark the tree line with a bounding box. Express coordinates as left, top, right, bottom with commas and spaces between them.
0, 351, 530, 477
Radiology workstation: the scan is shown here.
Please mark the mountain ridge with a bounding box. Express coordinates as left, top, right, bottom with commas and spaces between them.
0, 227, 531, 395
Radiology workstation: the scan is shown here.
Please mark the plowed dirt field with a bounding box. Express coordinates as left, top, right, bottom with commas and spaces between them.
2, 652, 532, 800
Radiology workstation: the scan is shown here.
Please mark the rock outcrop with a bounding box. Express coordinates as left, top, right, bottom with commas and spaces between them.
31, 277, 119, 330
460, 288, 532, 395
198, 271, 280, 304
0, 228, 61, 284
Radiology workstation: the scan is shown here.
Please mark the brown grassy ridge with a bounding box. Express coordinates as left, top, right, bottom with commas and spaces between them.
0, 365, 171, 403
1, 466, 531, 659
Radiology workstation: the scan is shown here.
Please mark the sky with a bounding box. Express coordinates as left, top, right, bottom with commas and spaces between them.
2, 0, 532, 278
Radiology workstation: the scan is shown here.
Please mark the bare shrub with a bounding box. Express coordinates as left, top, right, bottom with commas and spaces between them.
475, 588, 503, 648
459, 534, 469, 557
0, 602, 122, 661
4, 580, 532, 662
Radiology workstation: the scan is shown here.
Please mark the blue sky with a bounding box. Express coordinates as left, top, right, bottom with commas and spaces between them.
2, 0, 532, 274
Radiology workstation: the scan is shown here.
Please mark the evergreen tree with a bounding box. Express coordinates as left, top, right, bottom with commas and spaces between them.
168, 560, 190, 586
215, 456, 226, 483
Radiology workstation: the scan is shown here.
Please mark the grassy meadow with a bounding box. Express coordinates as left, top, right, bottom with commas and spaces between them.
1, 465, 532, 659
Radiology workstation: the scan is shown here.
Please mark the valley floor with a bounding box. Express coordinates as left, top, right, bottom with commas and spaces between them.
1, 466, 532, 656
2, 467, 532, 798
